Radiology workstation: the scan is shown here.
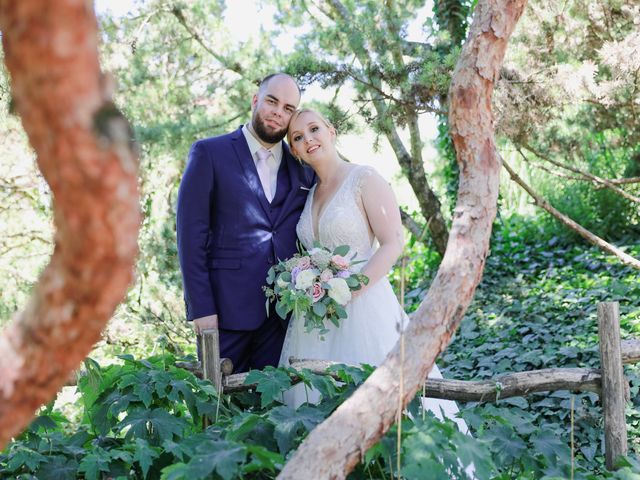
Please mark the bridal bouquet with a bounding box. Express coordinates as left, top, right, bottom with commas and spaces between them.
264, 244, 368, 335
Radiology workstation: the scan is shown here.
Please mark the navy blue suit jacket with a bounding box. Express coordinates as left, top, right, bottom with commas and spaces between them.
176, 127, 315, 330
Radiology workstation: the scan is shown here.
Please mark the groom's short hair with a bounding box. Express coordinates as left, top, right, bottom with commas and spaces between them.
257, 73, 301, 96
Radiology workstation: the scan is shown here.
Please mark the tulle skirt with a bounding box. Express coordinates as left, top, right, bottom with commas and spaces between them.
279, 277, 469, 436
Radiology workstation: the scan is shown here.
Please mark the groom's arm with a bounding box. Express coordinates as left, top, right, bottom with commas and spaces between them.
176, 141, 217, 321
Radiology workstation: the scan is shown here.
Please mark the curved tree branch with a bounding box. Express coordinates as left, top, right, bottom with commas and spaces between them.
277, 1, 527, 477
502, 159, 640, 269
0, 1, 140, 448
520, 144, 640, 204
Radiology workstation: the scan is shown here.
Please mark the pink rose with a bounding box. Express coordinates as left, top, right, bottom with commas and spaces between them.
310, 282, 325, 303
330, 255, 349, 270
297, 256, 312, 270
320, 269, 334, 283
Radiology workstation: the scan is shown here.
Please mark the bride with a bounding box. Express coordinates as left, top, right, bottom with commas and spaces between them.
279, 108, 469, 435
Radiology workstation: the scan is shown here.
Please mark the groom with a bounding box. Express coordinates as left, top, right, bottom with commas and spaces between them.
176, 73, 314, 373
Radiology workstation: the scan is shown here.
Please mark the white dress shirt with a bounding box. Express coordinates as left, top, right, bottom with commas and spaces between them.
242, 124, 283, 202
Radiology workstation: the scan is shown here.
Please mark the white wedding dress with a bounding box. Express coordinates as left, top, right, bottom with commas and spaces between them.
279, 165, 469, 436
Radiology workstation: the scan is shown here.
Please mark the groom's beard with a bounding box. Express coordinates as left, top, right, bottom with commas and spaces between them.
252, 113, 287, 144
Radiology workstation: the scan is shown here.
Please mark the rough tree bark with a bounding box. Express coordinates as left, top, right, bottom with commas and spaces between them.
277, 0, 527, 478
0, 1, 140, 449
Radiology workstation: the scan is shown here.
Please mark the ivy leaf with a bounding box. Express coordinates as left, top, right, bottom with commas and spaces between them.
225, 413, 263, 442
78, 449, 111, 480
244, 367, 292, 408
27, 414, 60, 433
149, 369, 173, 399
242, 444, 284, 474
267, 405, 325, 454
116, 408, 188, 443
134, 438, 160, 479
297, 368, 337, 400
167, 378, 196, 406
36, 456, 78, 480
327, 363, 369, 386
484, 425, 527, 463
455, 435, 494, 480
162, 439, 191, 462
6, 447, 47, 472
162, 441, 246, 480
89, 390, 135, 435
532, 430, 570, 462
78, 357, 103, 410
133, 381, 156, 408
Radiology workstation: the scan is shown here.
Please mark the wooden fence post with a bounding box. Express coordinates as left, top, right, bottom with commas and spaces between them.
597, 301, 628, 470
200, 329, 222, 393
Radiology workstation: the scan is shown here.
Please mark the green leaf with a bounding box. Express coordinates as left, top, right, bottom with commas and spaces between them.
134, 438, 160, 479
531, 430, 570, 462
162, 439, 191, 462
312, 301, 327, 317
36, 456, 78, 480
455, 435, 494, 480
27, 414, 60, 433
275, 300, 290, 320
6, 447, 47, 472
242, 444, 284, 474
225, 413, 263, 442
163, 441, 245, 480
133, 381, 155, 408
266, 266, 276, 284
333, 245, 350, 256
267, 405, 325, 454
244, 367, 292, 408
78, 357, 103, 410
78, 449, 111, 480
335, 304, 347, 318
116, 408, 188, 443
484, 425, 527, 463
296, 368, 337, 400
327, 364, 369, 386
345, 276, 360, 288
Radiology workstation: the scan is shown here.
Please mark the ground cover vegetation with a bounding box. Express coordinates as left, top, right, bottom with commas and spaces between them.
1, 227, 639, 479
1, 0, 639, 477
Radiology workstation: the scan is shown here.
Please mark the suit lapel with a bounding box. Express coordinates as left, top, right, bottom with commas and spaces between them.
231, 128, 272, 219
274, 145, 306, 226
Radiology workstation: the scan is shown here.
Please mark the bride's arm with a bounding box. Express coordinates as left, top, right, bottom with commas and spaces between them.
355, 171, 404, 296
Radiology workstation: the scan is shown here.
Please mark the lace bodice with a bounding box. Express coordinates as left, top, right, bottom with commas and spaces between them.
297, 165, 376, 263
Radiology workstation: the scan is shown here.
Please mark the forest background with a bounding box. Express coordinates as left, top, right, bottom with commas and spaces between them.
1, 0, 639, 478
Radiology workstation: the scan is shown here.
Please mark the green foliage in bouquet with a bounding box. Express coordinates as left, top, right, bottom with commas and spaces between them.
264, 244, 368, 335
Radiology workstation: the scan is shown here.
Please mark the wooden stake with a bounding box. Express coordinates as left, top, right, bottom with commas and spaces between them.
201, 329, 223, 393
598, 302, 628, 470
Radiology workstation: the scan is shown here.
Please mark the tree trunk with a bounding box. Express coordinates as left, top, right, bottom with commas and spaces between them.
0, 1, 140, 449
277, 0, 527, 477
327, 0, 451, 256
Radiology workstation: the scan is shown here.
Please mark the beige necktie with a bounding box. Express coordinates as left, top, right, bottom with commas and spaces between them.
256, 147, 276, 202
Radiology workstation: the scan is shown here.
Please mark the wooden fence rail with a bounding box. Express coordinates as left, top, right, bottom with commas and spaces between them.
180, 302, 638, 471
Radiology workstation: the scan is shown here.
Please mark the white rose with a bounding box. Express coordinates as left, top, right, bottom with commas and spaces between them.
295, 269, 316, 290
276, 274, 289, 289
327, 277, 352, 305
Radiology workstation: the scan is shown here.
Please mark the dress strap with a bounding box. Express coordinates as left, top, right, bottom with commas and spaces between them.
353, 165, 376, 197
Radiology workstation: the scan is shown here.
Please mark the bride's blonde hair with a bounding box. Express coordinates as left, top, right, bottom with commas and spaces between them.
286, 108, 336, 150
